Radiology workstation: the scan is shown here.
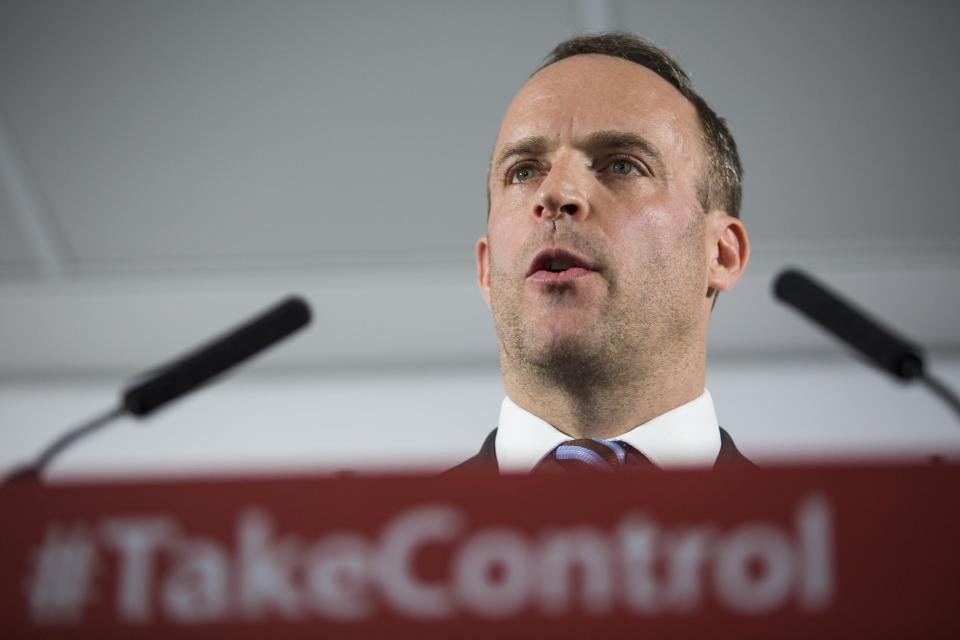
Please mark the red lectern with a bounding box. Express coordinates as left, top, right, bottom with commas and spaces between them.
2, 464, 958, 638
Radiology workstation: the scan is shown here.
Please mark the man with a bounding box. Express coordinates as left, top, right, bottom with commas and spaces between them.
454, 32, 751, 473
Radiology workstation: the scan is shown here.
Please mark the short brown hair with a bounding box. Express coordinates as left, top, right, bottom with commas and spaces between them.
538, 32, 743, 219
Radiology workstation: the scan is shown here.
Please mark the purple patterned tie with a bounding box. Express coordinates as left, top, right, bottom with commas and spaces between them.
534, 438, 657, 472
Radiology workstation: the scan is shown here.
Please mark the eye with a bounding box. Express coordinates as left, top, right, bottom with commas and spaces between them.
509, 163, 541, 184
606, 157, 643, 176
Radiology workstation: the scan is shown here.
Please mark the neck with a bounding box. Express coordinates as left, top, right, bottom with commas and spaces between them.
501, 344, 706, 440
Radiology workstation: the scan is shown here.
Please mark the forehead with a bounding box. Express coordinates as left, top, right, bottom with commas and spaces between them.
494, 54, 703, 170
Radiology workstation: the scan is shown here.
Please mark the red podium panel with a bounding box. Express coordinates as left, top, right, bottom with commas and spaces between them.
1, 464, 959, 638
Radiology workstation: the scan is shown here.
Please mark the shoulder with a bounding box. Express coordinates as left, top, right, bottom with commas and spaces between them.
715, 426, 757, 468
444, 428, 498, 475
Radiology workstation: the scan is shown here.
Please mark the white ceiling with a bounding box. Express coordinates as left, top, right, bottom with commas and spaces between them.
0, 0, 957, 377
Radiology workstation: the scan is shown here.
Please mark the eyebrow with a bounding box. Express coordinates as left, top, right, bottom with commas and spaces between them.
494, 135, 551, 171
580, 130, 664, 171
493, 130, 664, 173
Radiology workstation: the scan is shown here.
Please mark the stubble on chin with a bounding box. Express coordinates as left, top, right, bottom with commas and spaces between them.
489, 262, 626, 397
488, 218, 706, 401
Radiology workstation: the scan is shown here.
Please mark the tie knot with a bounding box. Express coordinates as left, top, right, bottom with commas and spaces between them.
534, 438, 654, 473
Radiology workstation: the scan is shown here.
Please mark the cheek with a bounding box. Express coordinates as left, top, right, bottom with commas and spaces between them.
489, 188, 531, 226
616, 204, 693, 260
485, 217, 522, 273
487, 192, 533, 249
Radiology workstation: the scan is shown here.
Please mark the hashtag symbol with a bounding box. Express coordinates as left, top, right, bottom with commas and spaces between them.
25, 523, 99, 624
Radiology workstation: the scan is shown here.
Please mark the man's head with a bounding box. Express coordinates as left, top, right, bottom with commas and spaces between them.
476, 33, 749, 404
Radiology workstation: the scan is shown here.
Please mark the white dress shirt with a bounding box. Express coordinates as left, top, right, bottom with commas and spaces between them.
495, 390, 722, 472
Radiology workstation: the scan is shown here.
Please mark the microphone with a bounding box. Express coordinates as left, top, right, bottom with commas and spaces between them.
774, 268, 923, 380
773, 268, 959, 421
123, 296, 311, 416
6, 296, 312, 482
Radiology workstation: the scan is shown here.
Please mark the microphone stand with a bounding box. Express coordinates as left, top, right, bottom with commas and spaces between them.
6, 406, 126, 483
921, 372, 960, 421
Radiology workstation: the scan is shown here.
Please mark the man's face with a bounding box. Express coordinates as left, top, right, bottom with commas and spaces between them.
478, 54, 715, 377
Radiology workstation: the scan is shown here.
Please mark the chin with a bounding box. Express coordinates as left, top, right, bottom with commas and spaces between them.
524, 327, 602, 370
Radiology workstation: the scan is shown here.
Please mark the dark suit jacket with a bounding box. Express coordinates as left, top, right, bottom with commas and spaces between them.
447, 427, 754, 474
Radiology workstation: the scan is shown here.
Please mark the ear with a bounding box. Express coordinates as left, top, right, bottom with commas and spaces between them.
706, 211, 749, 294
476, 235, 492, 306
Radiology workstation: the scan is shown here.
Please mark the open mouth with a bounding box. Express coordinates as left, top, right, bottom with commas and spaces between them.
526, 248, 597, 283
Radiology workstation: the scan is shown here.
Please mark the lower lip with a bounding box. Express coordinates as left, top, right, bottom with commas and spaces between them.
527, 267, 595, 283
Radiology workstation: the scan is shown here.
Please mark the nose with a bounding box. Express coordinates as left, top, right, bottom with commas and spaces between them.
533, 164, 590, 222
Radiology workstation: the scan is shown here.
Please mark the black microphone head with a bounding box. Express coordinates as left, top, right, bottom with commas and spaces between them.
122, 296, 312, 417
772, 268, 809, 303
773, 268, 924, 380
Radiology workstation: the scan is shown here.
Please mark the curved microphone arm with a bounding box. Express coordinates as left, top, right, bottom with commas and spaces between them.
921, 372, 960, 422
6, 406, 125, 483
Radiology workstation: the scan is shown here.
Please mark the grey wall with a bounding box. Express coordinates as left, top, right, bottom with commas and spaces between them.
1, 1, 958, 475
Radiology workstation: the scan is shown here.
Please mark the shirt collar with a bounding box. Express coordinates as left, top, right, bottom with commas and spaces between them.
494, 390, 721, 473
